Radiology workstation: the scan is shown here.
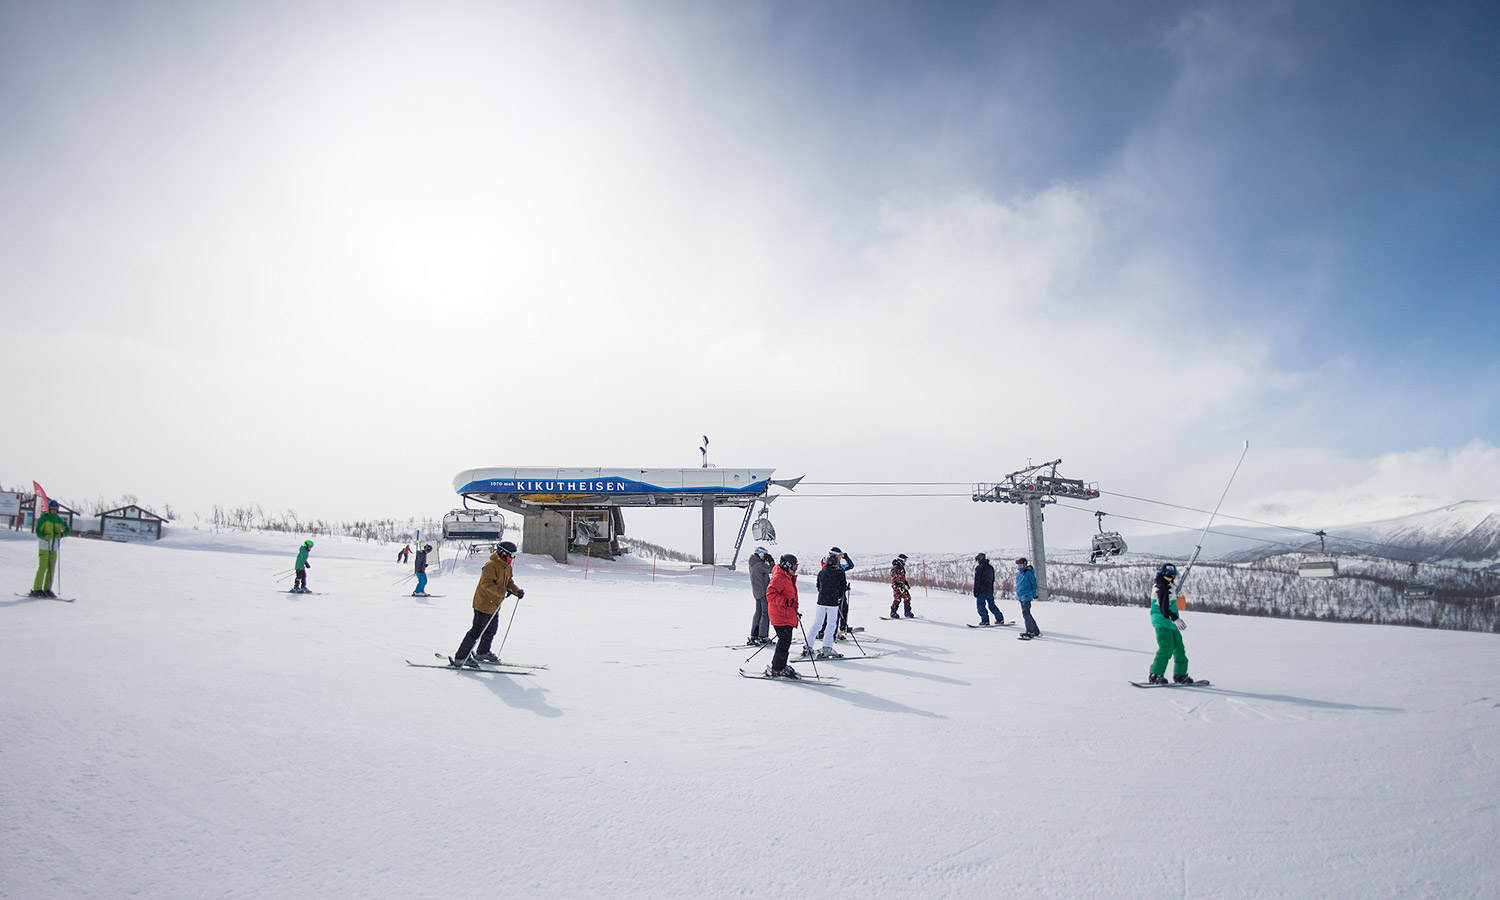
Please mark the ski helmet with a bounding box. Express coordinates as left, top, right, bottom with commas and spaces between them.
47, 499, 59, 509
892, 555, 907, 567
778, 553, 798, 572
303, 540, 314, 547
1015, 557, 1028, 566
754, 546, 769, 557
975, 552, 987, 563
423, 544, 432, 552
1159, 563, 1177, 578
498, 540, 518, 557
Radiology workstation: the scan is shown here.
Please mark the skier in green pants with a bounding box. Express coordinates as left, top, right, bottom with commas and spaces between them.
31, 500, 70, 598
1147, 563, 1199, 685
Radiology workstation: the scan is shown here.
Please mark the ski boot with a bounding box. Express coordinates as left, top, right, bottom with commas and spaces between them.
1173, 673, 1198, 685
1148, 674, 1168, 685
817, 648, 844, 660
473, 651, 500, 664
799, 646, 815, 660
777, 666, 801, 680
44, 590, 58, 598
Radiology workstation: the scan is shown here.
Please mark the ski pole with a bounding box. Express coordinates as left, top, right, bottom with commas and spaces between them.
796, 617, 820, 679
844, 625, 866, 657
1175, 440, 1250, 599
743, 639, 773, 664
393, 573, 416, 586
494, 595, 523, 661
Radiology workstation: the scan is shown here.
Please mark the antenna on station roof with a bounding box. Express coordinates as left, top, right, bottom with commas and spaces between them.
699, 435, 712, 468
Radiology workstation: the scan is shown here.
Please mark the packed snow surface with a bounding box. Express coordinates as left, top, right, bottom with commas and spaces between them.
2, 529, 1497, 899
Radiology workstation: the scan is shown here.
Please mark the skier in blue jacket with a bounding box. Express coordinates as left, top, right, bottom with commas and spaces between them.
1015, 557, 1040, 637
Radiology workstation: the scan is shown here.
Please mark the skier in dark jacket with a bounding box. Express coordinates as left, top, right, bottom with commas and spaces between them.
889, 554, 914, 618
804, 552, 848, 660
1147, 563, 1198, 684
412, 544, 432, 596
747, 546, 775, 645
973, 552, 1004, 625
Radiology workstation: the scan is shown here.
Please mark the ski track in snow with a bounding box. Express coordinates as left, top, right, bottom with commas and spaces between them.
1, 528, 1498, 900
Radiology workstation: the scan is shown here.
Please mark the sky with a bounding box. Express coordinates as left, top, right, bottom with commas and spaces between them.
3, 0, 1499, 555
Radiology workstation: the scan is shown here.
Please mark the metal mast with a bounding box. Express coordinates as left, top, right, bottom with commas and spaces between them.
973, 459, 1100, 602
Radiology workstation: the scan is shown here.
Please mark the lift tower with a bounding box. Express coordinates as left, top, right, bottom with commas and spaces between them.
973, 460, 1100, 602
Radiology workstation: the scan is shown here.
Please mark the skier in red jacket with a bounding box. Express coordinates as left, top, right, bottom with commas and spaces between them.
764, 554, 802, 680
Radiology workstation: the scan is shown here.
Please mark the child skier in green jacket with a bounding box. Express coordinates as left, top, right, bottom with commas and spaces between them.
31, 500, 70, 598
292, 540, 314, 593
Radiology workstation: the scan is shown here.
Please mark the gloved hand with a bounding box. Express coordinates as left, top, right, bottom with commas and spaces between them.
515, 588, 525, 599
305, 562, 311, 568
1175, 618, 1187, 631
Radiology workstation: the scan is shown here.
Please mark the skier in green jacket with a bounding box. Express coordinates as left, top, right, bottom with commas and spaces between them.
1147, 563, 1200, 685
30, 500, 70, 598
292, 540, 314, 593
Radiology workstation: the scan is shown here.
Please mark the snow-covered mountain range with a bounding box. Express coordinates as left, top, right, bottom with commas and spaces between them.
1107, 499, 1500, 567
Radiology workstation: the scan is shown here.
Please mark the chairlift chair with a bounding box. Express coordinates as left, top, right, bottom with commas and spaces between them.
1089, 511, 1128, 563
750, 513, 776, 543
1403, 582, 1436, 599
1297, 529, 1338, 578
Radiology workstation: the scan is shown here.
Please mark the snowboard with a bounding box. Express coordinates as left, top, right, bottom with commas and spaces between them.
1129, 679, 1210, 688
878, 615, 924, 621
967, 622, 1014, 628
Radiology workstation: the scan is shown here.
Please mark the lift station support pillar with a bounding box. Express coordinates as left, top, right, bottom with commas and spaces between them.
974, 460, 1100, 605
701, 496, 716, 565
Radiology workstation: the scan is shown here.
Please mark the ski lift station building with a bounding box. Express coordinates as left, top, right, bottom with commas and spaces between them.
452, 467, 795, 565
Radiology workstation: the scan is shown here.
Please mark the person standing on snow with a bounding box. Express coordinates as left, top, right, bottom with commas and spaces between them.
747, 546, 775, 646
832, 546, 855, 636
29, 499, 70, 598
889, 554, 914, 618
398, 545, 411, 563
973, 552, 1005, 625
765, 553, 802, 679
412, 543, 433, 596
1015, 557, 1040, 637
804, 551, 847, 660
450, 540, 525, 668
292, 540, 314, 593
1146, 563, 1199, 684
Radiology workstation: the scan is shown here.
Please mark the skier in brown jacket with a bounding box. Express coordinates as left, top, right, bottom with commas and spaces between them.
450, 541, 525, 667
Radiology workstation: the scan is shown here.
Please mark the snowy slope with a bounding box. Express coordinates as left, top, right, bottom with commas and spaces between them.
2, 528, 1498, 900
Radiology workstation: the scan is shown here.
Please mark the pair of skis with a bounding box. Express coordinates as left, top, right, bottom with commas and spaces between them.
13, 592, 74, 603
738, 667, 840, 685
405, 653, 548, 675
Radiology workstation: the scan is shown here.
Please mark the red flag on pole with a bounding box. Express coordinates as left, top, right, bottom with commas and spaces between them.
32, 481, 49, 513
